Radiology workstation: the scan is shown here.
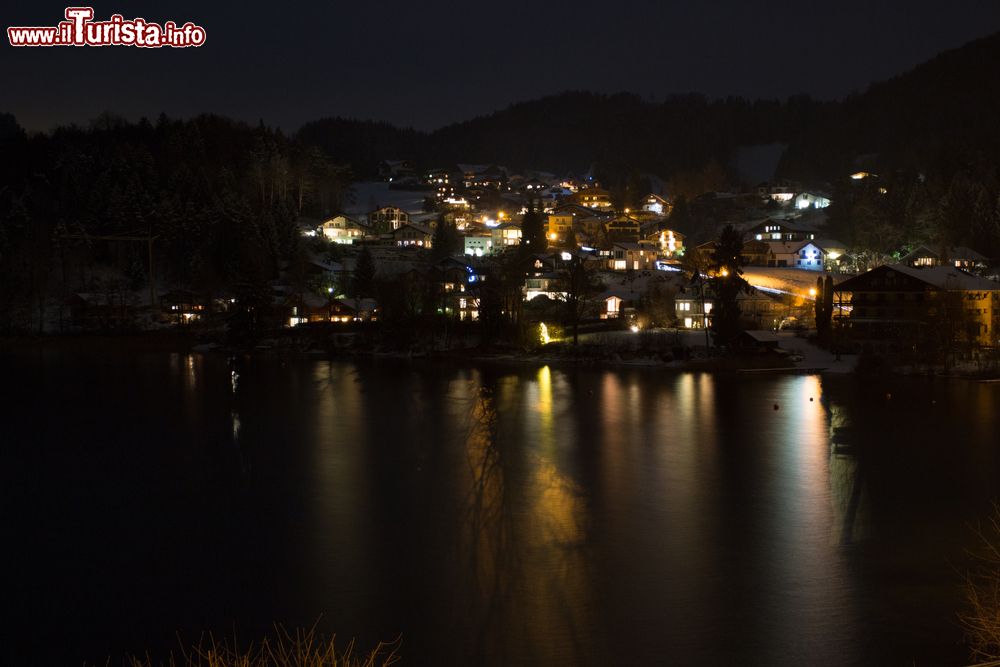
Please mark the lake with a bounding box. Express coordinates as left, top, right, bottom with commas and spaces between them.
3, 349, 1000, 665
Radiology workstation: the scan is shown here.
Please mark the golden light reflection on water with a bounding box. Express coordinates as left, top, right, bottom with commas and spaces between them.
457, 367, 597, 664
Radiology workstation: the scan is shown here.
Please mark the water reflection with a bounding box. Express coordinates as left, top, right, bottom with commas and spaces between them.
10, 350, 1000, 666
457, 367, 596, 665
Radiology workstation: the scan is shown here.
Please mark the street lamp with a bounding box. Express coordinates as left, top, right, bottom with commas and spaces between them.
327, 286, 333, 321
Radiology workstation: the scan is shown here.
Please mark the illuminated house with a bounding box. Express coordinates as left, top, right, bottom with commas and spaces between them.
392, 222, 433, 248
368, 206, 410, 233
793, 191, 832, 210
159, 289, 206, 324
330, 297, 378, 323
549, 203, 610, 244
431, 257, 484, 320
547, 212, 575, 245
605, 215, 641, 243
463, 233, 493, 256
608, 242, 656, 271
675, 284, 781, 330
641, 224, 685, 257
747, 219, 819, 242
491, 222, 522, 248
834, 264, 1000, 347
756, 180, 799, 204
901, 246, 989, 273
568, 187, 614, 211
458, 163, 507, 189
318, 215, 369, 243
641, 193, 671, 216
798, 239, 848, 271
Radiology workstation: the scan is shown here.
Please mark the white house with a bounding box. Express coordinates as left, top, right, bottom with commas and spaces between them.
794, 191, 832, 210
464, 234, 493, 257
318, 215, 368, 244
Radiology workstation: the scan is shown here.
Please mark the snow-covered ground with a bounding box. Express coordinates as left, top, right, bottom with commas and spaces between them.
774, 332, 858, 374
343, 182, 430, 217
743, 267, 854, 298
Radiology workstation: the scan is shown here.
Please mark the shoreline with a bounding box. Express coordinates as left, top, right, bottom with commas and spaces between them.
5, 331, 1000, 381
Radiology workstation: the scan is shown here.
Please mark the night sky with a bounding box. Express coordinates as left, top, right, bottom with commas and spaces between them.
2, 0, 999, 133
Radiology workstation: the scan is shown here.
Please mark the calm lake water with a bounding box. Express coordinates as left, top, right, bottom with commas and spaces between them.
3, 349, 1000, 666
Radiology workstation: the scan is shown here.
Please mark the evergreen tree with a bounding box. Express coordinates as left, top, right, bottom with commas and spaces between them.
564, 225, 578, 250
668, 195, 691, 235
431, 214, 461, 260
352, 246, 376, 298
707, 225, 750, 348
520, 198, 547, 254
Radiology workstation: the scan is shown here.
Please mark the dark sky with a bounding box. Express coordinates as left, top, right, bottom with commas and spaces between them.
2, 0, 999, 133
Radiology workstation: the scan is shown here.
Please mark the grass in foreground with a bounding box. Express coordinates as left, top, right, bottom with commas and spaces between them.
106, 625, 400, 667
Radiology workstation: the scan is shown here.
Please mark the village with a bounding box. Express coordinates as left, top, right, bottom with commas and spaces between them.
57, 160, 1000, 371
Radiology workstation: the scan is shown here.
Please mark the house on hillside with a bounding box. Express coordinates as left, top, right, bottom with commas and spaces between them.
794, 191, 832, 210
641, 224, 685, 258
368, 206, 410, 233
318, 215, 369, 243
747, 219, 819, 242
607, 242, 657, 271
568, 187, 614, 212
605, 215, 641, 244
901, 246, 989, 273
491, 222, 522, 249
641, 193, 671, 216
392, 222, 433, 248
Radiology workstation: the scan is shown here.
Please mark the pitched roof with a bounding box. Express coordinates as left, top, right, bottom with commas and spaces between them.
838, 264, 1000, 292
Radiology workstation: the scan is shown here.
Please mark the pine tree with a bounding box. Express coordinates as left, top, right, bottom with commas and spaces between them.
352, 246, 376, 298
431, 215, 461, 260
520, 198, 547, 254
708, 225, 750, 348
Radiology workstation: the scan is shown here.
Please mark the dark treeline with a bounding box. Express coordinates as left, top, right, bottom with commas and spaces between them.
0, 112, 348, 332
299, 91, 832, 180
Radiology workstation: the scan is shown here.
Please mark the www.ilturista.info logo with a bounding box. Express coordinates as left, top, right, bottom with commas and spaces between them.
7, 7, 206, 48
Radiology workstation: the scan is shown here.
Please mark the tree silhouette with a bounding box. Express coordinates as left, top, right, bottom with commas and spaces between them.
708, 225, 750, 347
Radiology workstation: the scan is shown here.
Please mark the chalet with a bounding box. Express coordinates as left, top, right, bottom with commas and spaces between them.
641, 193, 671, 216
674, 284, 781, 330
640, 223, 685, 258
285, 291, 330, 326
747, 219, 819, 242
756, 180, 799, 204
608, 242, 656, 271
318, 215, 369, 244
331, 297, 378, 323
834, 264, 1000, 347
568, 187, 614, 212
392, 222, 433, 248
458, 163, 506, 189
796, 239, 848, 271
368, 206, 409, 233
794, 191, 832, 210
605, 215, 641, 244
901, 246, 989, 273
159, 289, 207, 324
491, 222, 522, 249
